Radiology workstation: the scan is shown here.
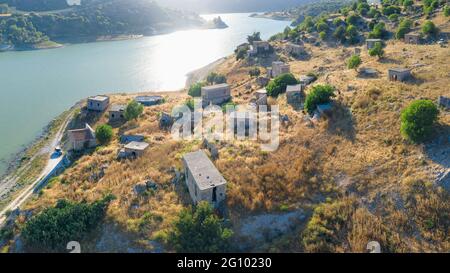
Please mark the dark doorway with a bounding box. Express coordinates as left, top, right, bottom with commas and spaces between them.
212, 187, 217, 203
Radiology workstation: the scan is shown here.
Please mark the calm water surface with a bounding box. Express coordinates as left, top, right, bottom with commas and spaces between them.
0, 13, 290, 175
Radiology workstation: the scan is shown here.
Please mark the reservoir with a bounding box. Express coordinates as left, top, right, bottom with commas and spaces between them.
0, 13, 290, 176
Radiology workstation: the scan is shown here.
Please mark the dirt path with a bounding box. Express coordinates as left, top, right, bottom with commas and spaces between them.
0, 113, 73, 226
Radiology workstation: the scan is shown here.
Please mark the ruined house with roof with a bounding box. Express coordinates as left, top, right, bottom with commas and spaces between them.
67, 123, 97, 151
182, 150, 227, 207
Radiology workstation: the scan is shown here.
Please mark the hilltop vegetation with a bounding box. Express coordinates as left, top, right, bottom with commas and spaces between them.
0, 0, 209, 49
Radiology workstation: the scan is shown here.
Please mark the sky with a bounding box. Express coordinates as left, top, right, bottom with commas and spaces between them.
152, 0, 311, 13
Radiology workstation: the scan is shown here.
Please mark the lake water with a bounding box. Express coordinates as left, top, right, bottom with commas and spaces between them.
0, 13, 290, 176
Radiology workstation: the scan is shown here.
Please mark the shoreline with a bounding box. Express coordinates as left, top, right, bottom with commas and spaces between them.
0, 55, 227, 181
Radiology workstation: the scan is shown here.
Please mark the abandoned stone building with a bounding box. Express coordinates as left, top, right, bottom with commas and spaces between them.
360, 67, 378, 77
118, 141, 149, 159
201, 83, 231, 107
67, 123, 97, 151
286, 43, 305, 56
366, 39, 383, 49
254, 89, 268, 106
248, 40, 270, 56
135, 95, 163, 106
182, 150, 227, 207
109, 104, 126, 122
404, 33, 421, 44
299, 75, 315, 86
120, 134, 145, 144
388, 68, 412, 82
438, 96, 450, 110
87, 95, 110, 112
286, 84, 304, 104
268, 61, 290, 78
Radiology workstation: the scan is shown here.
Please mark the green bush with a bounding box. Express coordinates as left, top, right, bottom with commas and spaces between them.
395, 19, 412, 39
124, 100, 144, 121
95, 124, 113, 145
444, 5, 450, 17
347, 54, 362, 70
188, 82, 205, 97
368, 42, 384, 58
235, 47, 248, 60
167, 201, 233, 253
249, 67, 261, 77
333, 25, 346, 42
368, 22, 388, 39
388, 14, 399, 22
346, 13, 360, 25
304, 84, 336, 115
421, 20, 438, 37
382, 5, 401, 16
22, 195, 114, 251
266, 73, 299, 97
346, 25, 359, 44
319, 31, 327, 40
400, 100, 439, 142
207, 72, 227, 85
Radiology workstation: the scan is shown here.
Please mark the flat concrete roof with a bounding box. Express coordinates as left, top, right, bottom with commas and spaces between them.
183, 150, 226, 190
389, 67, 411, 73
124, 141, 149, 151
110, 104, 126, 112
89, 95, 109, 102
202, 83, 229, 91
256, 89, 267, 94
286, 84, 303, 93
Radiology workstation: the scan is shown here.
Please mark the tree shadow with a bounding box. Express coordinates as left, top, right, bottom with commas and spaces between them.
326, 101, 356, 142
424, 123, 450, 168
378, 57, 403, 65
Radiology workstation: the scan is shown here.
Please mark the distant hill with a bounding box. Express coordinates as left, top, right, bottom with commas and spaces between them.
0, 0, 69, 11
153, 0, 314, 13
0, 0, 208, 49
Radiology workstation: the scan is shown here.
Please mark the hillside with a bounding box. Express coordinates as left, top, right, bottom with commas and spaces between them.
0, 0, 210, 49
0, 1, 449, 253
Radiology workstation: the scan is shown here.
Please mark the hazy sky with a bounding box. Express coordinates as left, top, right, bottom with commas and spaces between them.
153, 0, 311, 13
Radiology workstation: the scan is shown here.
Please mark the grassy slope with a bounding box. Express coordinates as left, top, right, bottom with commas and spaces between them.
20, 12, 449, 252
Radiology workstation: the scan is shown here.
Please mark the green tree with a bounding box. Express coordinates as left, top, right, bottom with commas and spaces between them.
396, 18, 412, 39
304, 84, 336, 115
347, 54, 362, 71
367, 7, 380, 18
95, 124, 113, 145
167, 202, 233, 253
382, 5, 401, 16
316, 21, 329, 33
124, 100, 144, 121
266, 73, 299, 97
368, 42, 384, 58
188, 82, 205, 97
368, 22, 388, 39
235, 47, 248, 60
22, 195, 114, 251
444, 5, 450, 17
400, 100, 439, 142
247, 31, 261, 44
421, 20, 438, 37
333, 25, 346, 42
346, 13, 360, 25
346, 25, 359, 44
388, 14, 399, 22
